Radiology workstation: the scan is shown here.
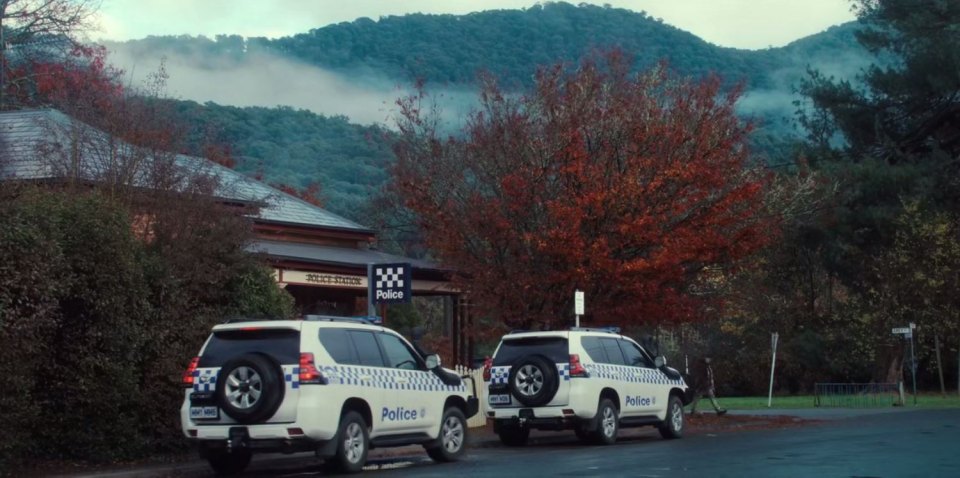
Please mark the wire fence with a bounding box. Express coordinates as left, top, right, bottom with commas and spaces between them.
454, 365, 488, 428
814, 382, 904, 408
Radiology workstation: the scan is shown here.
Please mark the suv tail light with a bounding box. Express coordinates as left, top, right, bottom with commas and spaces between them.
482, 356, 493, 381
299, 353, 324, 384
182, 356, 200, 388
569, 354, 588, 377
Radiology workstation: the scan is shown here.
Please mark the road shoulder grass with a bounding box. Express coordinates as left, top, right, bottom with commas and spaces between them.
703, 394, 960, 410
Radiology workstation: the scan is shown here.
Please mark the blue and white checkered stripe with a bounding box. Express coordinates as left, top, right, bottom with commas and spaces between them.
193, 365, 301, 392
319, 365, 467, 392
584, 363, 684, 385
282, 365, 300, 389
490, 366, 510, 385
488, 363, 572, 385
192, 368, 218, 392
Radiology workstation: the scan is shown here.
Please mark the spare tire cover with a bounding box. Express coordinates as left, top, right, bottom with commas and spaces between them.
508, 355, 560, 407
216, 353, 285, 424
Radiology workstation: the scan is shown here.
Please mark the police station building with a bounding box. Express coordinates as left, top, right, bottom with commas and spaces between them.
0, 108, 477, 365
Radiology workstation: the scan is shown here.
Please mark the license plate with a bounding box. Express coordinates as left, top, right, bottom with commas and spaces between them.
190, 406, 219, 419
488, 394, 511, 405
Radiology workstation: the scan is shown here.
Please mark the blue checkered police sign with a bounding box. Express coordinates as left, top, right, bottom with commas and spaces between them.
370, 263, 412, 304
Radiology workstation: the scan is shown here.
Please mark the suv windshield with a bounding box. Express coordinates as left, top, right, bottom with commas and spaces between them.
493, 337, 568, 366
198, 329, 300, 367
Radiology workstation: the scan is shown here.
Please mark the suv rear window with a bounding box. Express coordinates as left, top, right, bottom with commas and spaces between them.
198, 328, 300, 367
493, 337, 568, 366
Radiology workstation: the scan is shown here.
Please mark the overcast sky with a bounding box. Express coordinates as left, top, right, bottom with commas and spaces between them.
97, 0, 857, 50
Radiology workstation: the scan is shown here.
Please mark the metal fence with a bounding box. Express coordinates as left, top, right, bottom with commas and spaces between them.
814, 382, 905, 408
454, 365, 488, 428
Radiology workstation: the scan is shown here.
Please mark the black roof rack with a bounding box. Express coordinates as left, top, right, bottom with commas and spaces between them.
570, 326, 621, 335
303, 314, 383, 325
222, 315, 281, 324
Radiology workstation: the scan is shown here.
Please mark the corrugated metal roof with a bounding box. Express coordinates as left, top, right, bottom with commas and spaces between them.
0, 109, 370, 232
249, 239, 446, 273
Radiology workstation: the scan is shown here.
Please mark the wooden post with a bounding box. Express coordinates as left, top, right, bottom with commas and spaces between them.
934, 333, 946, 397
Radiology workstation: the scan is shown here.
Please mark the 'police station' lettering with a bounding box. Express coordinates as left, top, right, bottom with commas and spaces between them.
625, 396, 655, 407
376, 290, 404, 300
382, 406, 417, 421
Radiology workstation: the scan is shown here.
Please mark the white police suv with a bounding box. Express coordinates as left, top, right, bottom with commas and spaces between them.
181, 316, 479, 475
483, 328, 690, 446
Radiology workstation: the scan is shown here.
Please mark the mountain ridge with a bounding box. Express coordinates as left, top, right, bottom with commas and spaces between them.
100, 2, 869, 220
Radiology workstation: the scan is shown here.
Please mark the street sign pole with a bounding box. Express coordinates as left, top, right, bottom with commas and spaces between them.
768, 332, 779, 408
892, 325, 918, 405
574, 290, 584, 328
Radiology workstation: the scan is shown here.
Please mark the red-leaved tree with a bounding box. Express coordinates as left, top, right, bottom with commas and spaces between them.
390, 53, 776, 332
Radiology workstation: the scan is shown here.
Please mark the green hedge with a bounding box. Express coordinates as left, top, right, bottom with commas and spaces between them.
0, 189, 293, 469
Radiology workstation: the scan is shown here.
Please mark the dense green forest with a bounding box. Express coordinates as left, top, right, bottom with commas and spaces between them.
114, 2, 865, 220
172, 102, 394, 217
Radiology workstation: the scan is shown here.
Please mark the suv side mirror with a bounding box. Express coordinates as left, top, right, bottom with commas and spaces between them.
426, 354, 462, 386
655, 356, 667, 368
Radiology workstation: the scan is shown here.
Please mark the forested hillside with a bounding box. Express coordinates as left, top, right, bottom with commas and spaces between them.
110, 2, 865, 220
172, 102, 394, 218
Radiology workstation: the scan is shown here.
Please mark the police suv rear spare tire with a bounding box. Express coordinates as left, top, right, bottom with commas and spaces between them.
216, 353, 285, 424
508, 355, 559, 407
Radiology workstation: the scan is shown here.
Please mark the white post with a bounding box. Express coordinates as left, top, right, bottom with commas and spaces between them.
768, 332, 779, 408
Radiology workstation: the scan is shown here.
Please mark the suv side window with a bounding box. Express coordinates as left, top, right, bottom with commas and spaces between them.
600, 338, 626, 365
348, 330, 386, 367
378, 333, 422, 370
580, 336, 608, 363
618, 339, 653, 368
318, 328, 359, 364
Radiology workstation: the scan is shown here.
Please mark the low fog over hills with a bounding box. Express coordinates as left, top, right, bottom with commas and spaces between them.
100, 3, 872, 219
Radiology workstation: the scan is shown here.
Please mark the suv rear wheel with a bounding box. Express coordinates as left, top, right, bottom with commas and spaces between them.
216, 353, 285, 424
508, 355, 559, 407
329, 411, 369, 473
589, 398, 619, 445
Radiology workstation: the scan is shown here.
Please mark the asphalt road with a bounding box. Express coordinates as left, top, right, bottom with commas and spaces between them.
65, 409, 959, 478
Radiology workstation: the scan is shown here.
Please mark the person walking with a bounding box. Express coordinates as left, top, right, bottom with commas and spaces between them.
689, 356, 727, 415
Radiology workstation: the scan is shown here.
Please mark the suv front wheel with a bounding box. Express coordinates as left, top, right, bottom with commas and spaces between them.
658, 395, 684, 439
426, 407, 467, 462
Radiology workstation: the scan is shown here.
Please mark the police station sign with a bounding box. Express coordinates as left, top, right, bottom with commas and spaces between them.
369, 263, 412, 304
